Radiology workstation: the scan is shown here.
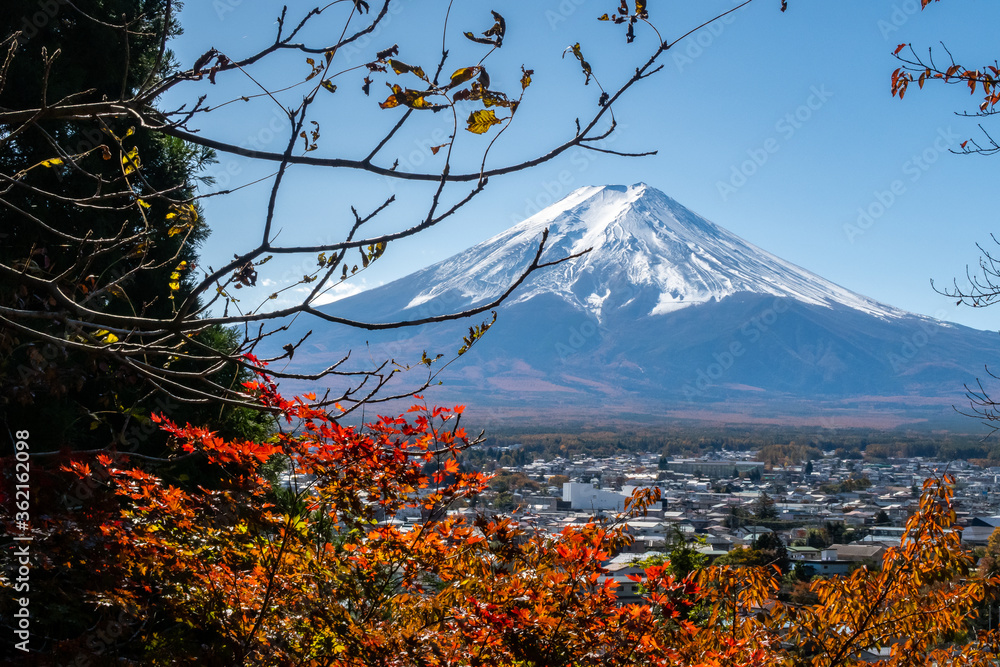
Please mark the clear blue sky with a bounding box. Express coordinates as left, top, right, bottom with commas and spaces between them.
165, 0, 1000, 331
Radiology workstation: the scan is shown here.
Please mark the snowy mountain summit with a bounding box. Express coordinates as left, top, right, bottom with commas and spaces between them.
291, 183, 998, 428
404, 183, 902, 322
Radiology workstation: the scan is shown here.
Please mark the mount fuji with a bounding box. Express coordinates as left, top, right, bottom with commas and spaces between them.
282, 184, 1000, 429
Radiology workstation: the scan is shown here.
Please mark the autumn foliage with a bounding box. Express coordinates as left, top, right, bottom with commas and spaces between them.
5, 368, 1000, 665
890, 0, 1000, 156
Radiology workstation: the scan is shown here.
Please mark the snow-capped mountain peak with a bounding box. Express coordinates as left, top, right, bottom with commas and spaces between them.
403, 183, 903, 322
291, 182, 994, 427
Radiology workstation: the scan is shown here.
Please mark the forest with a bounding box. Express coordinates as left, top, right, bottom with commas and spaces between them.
476, 425, 1000, 466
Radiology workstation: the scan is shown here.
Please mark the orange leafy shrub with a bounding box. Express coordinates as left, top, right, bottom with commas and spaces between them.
4, 370, 1000, 665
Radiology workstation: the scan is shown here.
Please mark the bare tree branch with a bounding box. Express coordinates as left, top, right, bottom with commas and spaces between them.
0, 0, 768, 420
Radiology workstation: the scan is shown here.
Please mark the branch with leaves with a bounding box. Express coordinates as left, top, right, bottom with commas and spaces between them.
890, 0, 1000, 155
0, 0, 779, 439
6, 375, 999, 664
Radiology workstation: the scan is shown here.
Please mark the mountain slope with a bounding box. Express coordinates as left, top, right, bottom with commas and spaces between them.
282, 184, 999, 429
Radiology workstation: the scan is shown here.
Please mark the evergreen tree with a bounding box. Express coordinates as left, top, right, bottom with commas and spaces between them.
754, 491, 778, 521
753, 531, 790, 573
0, 1, 273, 453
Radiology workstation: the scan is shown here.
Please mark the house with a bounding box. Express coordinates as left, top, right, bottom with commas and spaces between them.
705, 534, 738, 553
733, 525, 775, 543
787, 545, 821, 561
605, 552, 665, 605
811, 549, 853, 576
843, 510, 874, 526
962, 516, 1000, 545
830, 544, 886, 563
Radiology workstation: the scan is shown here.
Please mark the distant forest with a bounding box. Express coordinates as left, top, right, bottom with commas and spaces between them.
472, 424, 1000, 467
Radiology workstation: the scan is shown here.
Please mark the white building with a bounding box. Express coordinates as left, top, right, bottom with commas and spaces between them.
563, 482, 627, 512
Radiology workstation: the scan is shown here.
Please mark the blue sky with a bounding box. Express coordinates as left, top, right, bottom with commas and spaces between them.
166, 1, 1000, 330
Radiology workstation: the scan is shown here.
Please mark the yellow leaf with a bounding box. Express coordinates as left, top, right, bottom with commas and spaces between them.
389, 59, 426, 79
94, 330, 119, 343
379, 89, 401, 109
466, 109, 503, 134
41, 157, 64, 167
122, 147, 141, 175
137, 199, 151, 209
379, 83, 444, 111
449, 66, 479, 87
408, 95, 437, 109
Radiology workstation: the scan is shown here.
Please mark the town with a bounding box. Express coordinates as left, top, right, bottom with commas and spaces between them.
402, 447, 1000, 603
